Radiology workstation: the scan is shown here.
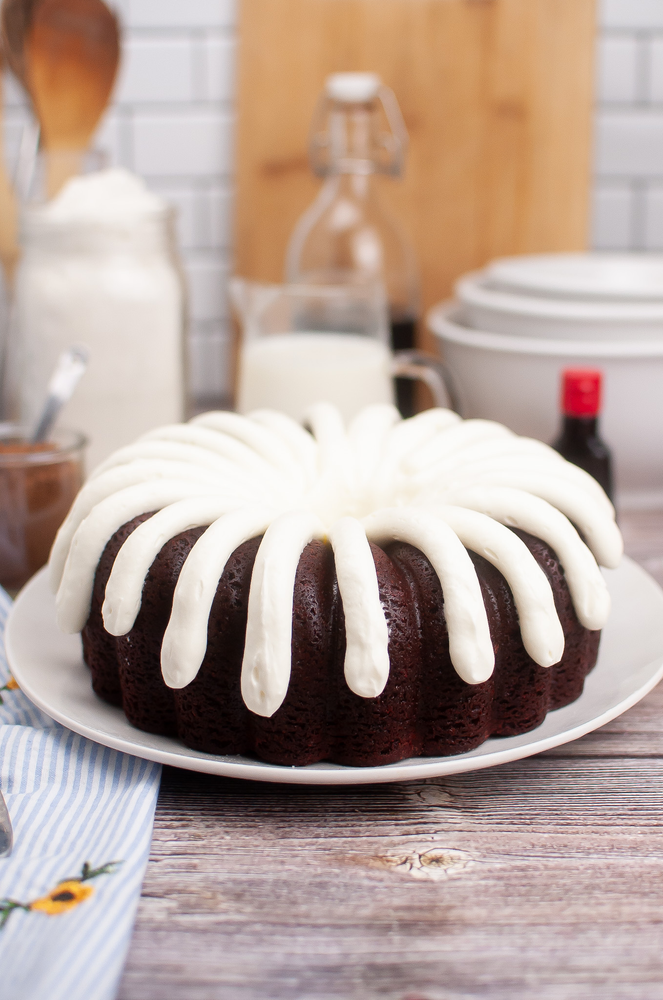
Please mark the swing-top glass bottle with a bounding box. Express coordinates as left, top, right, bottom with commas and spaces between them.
285, 72, 420, 415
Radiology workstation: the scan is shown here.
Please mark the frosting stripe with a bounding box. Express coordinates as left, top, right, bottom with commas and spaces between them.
241, 511, 326, 718
436, 452, 614, 513
140, 424, 285, 485
368, 408, 460, 511
389, 407, 460, 449
55, 481, 219, 634
348, 405, 401, 515
192, 410, 307, 485
404, 420, 514, 474
414, 436, 562, 484
248, 409, 318, 482
435, 505, 565, 667
328, 517, 390, 699
304, 403, 353, 524
102, 497, 270, 637
445, 486, 611, 630
88, 440, 251, 482
161, 507, 275, 690
363, 507, 495, 684
49, 460, 239, 592
449, 473, 622, 568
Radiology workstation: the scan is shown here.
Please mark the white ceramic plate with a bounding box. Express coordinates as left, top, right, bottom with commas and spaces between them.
485, 253, 663, 302
6, 561, 663, 785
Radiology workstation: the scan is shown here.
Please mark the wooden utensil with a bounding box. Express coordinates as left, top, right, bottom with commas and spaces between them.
1, 0, 38, 92
0, 52, 19, 286
22, 0, 119, 196
235, 0, 596, 350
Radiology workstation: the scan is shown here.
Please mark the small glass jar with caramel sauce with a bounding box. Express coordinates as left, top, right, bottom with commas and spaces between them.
0, 427, 85, 594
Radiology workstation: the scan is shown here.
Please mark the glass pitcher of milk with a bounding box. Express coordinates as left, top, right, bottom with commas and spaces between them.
230, 279, 453, 423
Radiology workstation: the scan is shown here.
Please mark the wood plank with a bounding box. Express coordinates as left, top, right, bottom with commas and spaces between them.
617, 509, 663, 587
234, 0, 596, 350
122, 757, 663, 999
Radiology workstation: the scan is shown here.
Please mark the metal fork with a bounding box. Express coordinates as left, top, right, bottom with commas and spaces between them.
0, 788, 12, 857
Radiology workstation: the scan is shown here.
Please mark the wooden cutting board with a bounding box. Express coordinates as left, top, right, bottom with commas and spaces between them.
234, 0, 596, 346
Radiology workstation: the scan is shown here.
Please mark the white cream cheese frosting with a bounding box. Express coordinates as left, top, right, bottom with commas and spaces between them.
50, 403, 622, 718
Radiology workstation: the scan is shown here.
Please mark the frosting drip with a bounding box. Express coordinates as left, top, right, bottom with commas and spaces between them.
241, 511, 325, 716
329, 517, 390, 698
50, 403, 622, 717
161, 506, 276, 692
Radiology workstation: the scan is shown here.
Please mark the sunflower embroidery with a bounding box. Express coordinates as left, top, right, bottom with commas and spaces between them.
30, 879, 95, 915
0, 677, 19, 704
0, 860, 121, 929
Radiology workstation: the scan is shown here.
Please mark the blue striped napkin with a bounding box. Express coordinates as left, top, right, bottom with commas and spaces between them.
0, 586, 162, 1000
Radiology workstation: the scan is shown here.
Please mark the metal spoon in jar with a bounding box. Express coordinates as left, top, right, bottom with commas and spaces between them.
32, 345, 89, 443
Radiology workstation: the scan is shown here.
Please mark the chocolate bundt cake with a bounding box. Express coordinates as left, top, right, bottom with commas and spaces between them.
50, 404, 622, 767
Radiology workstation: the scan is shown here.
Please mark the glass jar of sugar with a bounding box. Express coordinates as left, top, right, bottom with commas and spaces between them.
7, 167, 185, 470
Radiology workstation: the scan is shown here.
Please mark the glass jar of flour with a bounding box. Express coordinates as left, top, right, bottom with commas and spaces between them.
9, 168, 185, 470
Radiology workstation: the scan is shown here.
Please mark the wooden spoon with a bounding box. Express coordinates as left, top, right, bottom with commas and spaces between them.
1, 0, 39, 93
0, 51, 19, 286
24, 0, 119, 196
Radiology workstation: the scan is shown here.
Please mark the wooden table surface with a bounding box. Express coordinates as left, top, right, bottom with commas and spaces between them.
118, 510, 663, 1000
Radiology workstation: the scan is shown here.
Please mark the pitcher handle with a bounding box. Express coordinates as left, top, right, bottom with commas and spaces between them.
392, 350, 461, 414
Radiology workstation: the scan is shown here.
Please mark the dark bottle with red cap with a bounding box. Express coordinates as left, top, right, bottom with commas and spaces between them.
552, 369, 614, 502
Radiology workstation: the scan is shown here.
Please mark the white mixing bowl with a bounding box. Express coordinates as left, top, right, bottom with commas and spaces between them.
428, 303, 663, 507
455, 272, 663, 341
484, 252, 663, 301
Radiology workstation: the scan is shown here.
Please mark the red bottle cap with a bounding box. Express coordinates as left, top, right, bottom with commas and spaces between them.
561, 369, 602, 417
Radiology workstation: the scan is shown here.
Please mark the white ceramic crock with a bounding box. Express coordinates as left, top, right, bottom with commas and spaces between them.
428, 303, 663, 508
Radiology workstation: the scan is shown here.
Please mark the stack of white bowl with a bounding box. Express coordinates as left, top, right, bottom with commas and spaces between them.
428, 253, 663, 508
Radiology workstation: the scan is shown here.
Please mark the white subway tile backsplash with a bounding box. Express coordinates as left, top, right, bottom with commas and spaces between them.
132, 112, 233, 177
188, 326, 233, 398
2, 106, 34, 176
94, 110, 130, 169
204, 37, 236, 103
600, 0, 663, 30
595, 111, 663, 176
148, 185, 199, 249
185, 254, 230, 323
126, 0, 236, 30
643, 185, 663, 248
202, 188, 234, 250
596, 36, 639, 103
115, 38, 195, 104
649, 39, 663, 103
591, 182, 634, 248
